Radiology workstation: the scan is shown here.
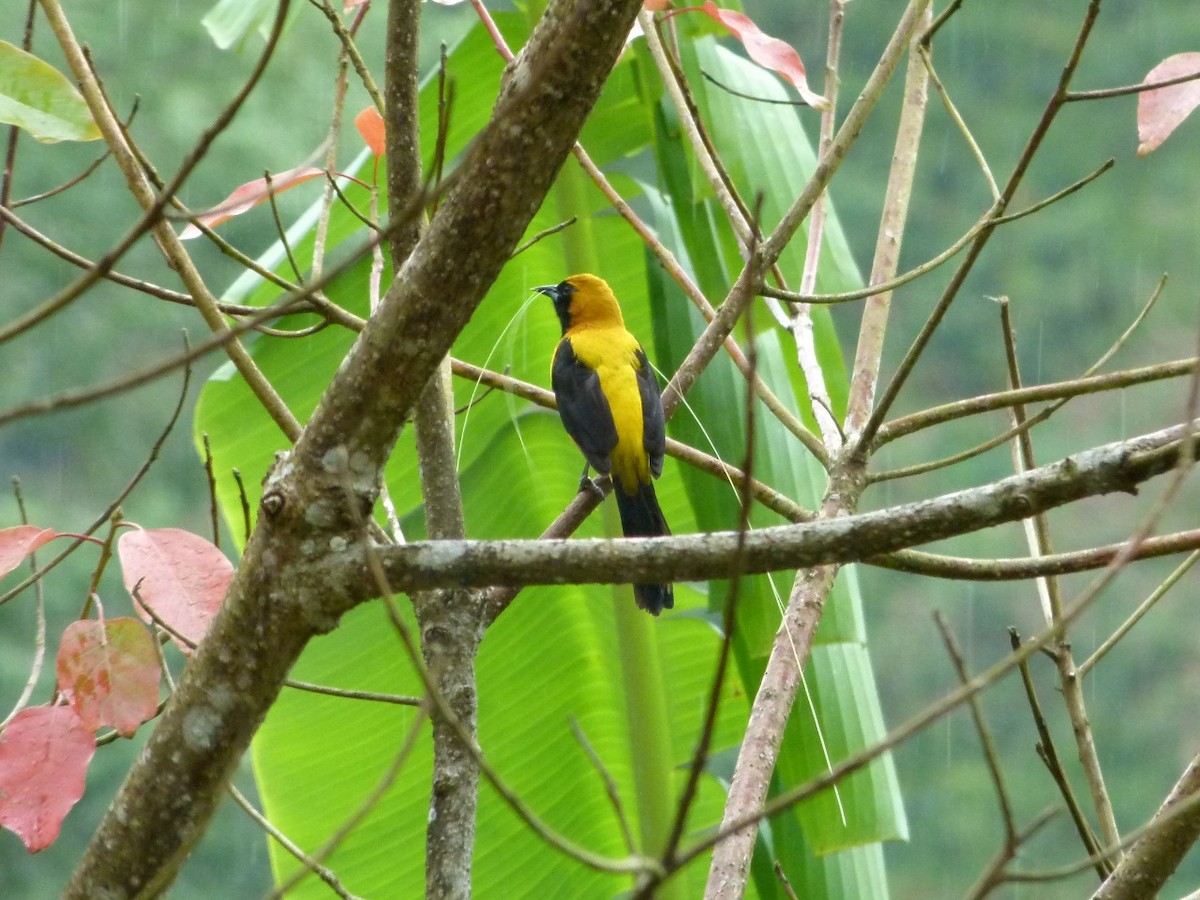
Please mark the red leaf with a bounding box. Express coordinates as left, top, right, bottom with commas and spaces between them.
0, 526, 57, 579
355, 106, 386, 157
179, 165, 326, 238
57, 617, 160, 737
683, 2, 827, 109
0, 706, 94, 852
118, 528, 233, 652
1137, 53, 1200, 156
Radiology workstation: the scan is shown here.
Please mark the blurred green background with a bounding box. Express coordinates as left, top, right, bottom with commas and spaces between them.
1, 0, 1198, 896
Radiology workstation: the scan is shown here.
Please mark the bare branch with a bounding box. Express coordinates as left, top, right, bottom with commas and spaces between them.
1010, 629, 1109, 880
875, 357, 1197, 446
351, 421, 1195, 594
1077, 549, 1200, 677
845, 4, 929, 434
873, 529, 1200, 581
1092, 754, 1200, 899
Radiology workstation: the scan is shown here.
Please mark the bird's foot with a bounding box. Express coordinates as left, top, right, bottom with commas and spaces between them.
578, 475, 605, 499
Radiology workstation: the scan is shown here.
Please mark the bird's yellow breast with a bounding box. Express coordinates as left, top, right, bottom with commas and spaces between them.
565, 325, 650, 491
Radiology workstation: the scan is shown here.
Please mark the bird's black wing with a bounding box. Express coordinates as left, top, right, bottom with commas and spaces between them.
552, 338, 618, 475
635, 347, 667, 479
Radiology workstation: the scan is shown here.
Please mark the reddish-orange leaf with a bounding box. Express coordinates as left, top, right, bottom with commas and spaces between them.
57, 617, 160, 737
355, 106, 387, 157
683, 1, 827, 109
1137, 53, 1200, 156
179, 165, 325, 238
117, 527, 233, 652
0, 705, 94, 852
643, 0, 673, 11
0, 526, 57, 579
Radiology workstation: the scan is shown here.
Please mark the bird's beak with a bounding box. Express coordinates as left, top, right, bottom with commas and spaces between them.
533, 284, 558, 298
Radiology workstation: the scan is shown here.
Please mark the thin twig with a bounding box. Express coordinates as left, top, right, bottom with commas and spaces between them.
265, 709, 427, 899
936, 612, 1016, 844
201, 433, 220, 549
920, 45, 999, 200
919, 0, 963, 46
1009, 628, 1109, 880
569, 719, 637, 856
763, 158, 1111, 306
1077, 549, 1200, 677
699, 70, 812, 106
231, 469, 252, 544
510, 217, 576, 258
873, 529, 1200, 581
788, 0, 845, 447
1067, 67, 1200, 102
307, 0, 384, 113
999, 296, 1121, 852
965, 808, 1061, 899
313, 27, 351, 285
227, 781, 362, 900
875, 356, 1197, 446
282, 679, 422, 706
264, 170, 304, 282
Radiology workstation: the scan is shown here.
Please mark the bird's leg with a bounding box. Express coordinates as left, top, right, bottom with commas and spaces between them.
577, 462, 605, 499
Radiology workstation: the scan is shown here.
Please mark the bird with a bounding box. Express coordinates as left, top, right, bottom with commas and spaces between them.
535, 274, 674, 615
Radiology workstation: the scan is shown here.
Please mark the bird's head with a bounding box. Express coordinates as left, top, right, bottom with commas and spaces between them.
534, 274, 625, 334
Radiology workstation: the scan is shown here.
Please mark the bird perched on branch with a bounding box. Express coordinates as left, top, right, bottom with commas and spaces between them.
535, 274, 674, 615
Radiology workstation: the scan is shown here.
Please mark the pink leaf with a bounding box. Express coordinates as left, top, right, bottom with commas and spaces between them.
179, 165, 326, 238
355, 106, 386, 157
0, 526, 57, 578
1137, 53, 1200, 156
57, 617, 160, 737
118, 527, 233, 652
683, 2, 827, 109
0, 706, 95, 852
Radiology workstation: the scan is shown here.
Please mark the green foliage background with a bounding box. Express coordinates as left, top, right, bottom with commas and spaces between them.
192, 12, 903, 896
0, 0, 1198, 896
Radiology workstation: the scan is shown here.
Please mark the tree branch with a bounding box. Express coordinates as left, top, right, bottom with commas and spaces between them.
1092, 753, 1200, 899
845, 2, 929, 433
345, 421, 1195, 594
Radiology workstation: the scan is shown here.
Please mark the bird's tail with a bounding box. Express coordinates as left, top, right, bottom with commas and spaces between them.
613, 480, 674, 615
